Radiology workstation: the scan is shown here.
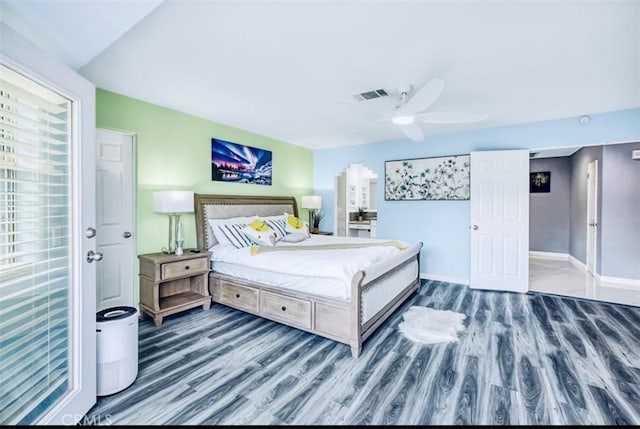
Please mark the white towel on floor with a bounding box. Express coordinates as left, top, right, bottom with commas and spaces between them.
399, 306, 467, 344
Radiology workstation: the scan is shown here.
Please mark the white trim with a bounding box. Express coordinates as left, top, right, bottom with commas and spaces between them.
568, 254, 587, 272
596, 274, 640, 290
420, 272, 469, 286
1, 22, 97, 424
529, 251, 569, 261
586, 160, 598, 275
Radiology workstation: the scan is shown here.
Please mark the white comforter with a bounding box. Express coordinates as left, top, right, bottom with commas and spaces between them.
210, 235, 406, 295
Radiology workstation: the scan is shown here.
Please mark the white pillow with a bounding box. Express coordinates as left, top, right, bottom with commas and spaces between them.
241, 220, 281, 246
261, 216, 287, 238
208, 216, 257, 248
284, 212, 310, 237
281, 232, 309, 243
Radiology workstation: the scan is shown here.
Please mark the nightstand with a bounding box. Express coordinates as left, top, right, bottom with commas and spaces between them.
312, 230, 333, 235
138, 251, 212, 327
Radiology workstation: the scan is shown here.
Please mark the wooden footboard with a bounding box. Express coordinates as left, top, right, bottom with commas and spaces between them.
209, 242, 423, 358
349, 241, 423, 357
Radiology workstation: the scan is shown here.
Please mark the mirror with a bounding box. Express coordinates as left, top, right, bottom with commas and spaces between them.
335, 164, 378, 237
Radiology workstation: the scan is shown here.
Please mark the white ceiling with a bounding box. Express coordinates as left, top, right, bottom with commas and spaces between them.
3, 0, 639, 149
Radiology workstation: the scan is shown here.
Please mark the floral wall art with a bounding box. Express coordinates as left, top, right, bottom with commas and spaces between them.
385, 154, 470, 200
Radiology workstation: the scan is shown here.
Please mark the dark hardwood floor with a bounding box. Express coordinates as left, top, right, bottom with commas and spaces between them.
85, 280, 640, 425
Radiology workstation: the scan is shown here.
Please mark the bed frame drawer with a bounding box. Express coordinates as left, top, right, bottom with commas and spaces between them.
161, 257, 208, 280
261, 291, 311, 329
219, 281, 258, 312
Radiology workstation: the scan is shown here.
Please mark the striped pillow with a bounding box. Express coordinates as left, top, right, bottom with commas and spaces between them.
263, 218, 287, 238
211, 222, 254, 248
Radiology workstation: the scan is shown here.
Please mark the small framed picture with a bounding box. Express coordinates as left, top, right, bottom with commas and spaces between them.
530, 171, 550, 193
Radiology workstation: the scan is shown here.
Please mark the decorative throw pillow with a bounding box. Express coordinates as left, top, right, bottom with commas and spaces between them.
242, 219, 281, 246
263, 217, 287, 238
208, 216, 257, 247
211, 221, 254, 248
281, 232, 309, 243
284, 212, 310, 237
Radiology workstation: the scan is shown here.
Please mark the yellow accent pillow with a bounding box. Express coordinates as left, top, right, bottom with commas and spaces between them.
241, 220, 280, 246
284, 213, 309, 237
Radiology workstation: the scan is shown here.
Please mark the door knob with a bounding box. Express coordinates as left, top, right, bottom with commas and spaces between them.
85, 227, 96, 238
86, 250, 103, 263
123, 231, 132, 238
471, 225, 479, 230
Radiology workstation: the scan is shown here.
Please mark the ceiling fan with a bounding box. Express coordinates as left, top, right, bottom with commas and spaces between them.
385, 78, 488, 141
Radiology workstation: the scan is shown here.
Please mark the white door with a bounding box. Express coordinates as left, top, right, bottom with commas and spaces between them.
1, 24, 97, 425
586, 160, 598, 276
96, 129, 135, 310
470, 150, 529, 292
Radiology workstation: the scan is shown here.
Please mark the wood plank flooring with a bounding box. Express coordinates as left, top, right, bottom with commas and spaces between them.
84, 280, 640, 425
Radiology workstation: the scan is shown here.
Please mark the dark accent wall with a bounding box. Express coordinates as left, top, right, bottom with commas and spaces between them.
601, 142, 640, 279
529, 157, 571, 253
569, 146, 603, 272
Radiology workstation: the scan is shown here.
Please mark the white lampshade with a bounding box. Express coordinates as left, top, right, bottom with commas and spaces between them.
153, 190, 194, 213
301, 195, 321, 210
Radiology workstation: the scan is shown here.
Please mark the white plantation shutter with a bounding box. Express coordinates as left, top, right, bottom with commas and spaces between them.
0, 64, 73, 424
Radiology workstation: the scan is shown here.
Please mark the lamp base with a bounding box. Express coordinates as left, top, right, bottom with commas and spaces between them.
162, 214, 175, 254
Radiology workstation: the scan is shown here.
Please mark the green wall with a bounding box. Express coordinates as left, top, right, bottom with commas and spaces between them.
96, 88, 313, 258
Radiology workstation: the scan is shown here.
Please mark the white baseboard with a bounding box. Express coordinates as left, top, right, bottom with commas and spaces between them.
529, 251, 569, 261
568, 254, 587, 272
420, 272, 469, 286
596, 274, 640, 290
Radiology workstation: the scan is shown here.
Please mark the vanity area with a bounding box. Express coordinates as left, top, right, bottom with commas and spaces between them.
348, 215, 377, 238
336, 163, 378, 238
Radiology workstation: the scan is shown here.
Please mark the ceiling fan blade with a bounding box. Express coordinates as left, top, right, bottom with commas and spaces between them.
400, 122, 425, 142
397, 78, 445, 115
416, 111, 488, 124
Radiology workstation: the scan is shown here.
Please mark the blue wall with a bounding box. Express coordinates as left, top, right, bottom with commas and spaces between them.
313, 108, 640, 283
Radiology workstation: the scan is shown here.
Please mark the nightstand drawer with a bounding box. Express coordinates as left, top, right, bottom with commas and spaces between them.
219, 281, 258, 312
161, 257, 208, 280
261, 291, 311, 328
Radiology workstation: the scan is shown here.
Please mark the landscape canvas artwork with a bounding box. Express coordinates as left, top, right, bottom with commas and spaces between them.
211, 138, 272, 185
385, 155, 470, 200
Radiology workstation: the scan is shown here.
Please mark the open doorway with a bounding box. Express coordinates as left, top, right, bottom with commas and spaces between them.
528, 141, 640, 307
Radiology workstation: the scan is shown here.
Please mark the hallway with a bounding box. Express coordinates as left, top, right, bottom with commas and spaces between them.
529, 257, 640, 307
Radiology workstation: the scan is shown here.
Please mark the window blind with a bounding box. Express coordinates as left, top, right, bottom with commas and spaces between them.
0, 64, 73, 425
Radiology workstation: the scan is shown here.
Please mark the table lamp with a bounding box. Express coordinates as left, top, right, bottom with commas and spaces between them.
153, 190, 194, 255
301, 195, 322, 232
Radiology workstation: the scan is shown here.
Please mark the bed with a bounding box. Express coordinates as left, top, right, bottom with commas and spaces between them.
194, 194, 423, 357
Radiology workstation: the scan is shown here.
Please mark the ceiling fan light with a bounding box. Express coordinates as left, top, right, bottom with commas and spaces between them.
392, 115, 415, 125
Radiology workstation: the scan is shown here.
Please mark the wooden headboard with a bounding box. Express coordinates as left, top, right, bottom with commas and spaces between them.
194, 194, 298, 250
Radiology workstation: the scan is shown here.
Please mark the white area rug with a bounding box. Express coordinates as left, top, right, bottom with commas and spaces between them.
399, 306, 467, 344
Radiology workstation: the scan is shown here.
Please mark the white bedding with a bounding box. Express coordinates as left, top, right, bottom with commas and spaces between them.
209, 235, 407, 301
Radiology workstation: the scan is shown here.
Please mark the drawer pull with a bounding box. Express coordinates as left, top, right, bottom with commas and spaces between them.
281, 306, 287, 312
185, 265, 190, 270
236, 293, 240, 298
